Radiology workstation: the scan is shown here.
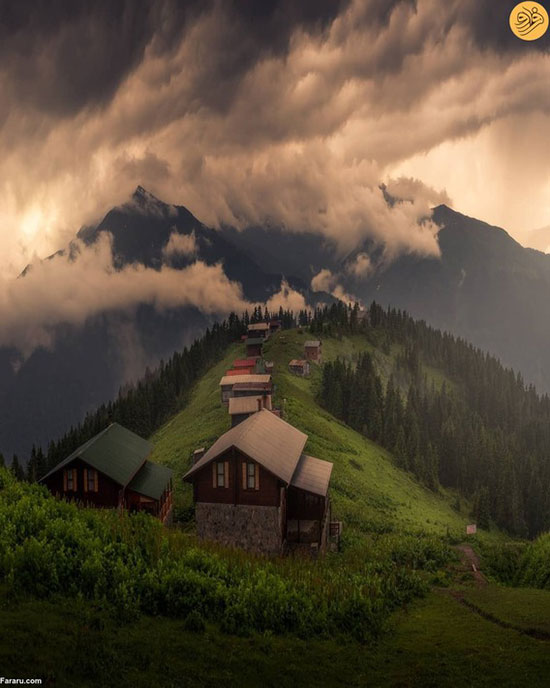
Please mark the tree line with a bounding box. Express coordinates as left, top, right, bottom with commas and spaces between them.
315, 301, 550, 538
7, 307, 295, 482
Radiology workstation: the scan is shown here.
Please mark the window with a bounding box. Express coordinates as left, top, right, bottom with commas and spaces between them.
212, 461, 229, 488
83, 468, 98, 493
247, 462, 255, 489
242, 461, 259, 490
64, 468, 77, 492
217, 461, 225, 487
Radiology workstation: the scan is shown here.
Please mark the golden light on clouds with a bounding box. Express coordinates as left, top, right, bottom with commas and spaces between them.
1, 0, 550, 278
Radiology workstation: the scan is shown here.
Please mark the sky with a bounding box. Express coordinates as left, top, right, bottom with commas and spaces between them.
1, 1, 549, 289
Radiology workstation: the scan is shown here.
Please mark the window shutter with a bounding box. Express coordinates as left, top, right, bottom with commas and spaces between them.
73, 469, 77, 491
83, 469, 88, 492
255, 463, 260, 490
242, 462, 247, 489
224, 461, 229, 488
63, 470, 67, 491
94, 470, 98, 492
212, 462, 217, 488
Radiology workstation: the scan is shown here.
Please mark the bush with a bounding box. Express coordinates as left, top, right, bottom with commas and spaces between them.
0, 469, 432, 641
183, 610, 206, 633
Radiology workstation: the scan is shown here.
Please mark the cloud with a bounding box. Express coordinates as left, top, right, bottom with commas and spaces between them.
162, 230, 197, 258
347, 253, 372, 278
2, 0, 550, 279
265, 279, 307, 313
311, 268, 356, 305
0, 234, 248, 356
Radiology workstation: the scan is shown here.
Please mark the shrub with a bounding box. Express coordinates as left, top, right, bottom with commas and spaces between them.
0, 469, 432, 641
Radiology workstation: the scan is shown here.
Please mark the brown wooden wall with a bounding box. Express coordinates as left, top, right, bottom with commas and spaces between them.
43, 457, 123, 508
193, 448, 283, 507
286, 486, 326, 520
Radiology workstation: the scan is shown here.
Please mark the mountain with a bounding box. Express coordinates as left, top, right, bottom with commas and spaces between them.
221, 205, 550, 393
5, 189, 550, 459
345, 205, 550, 392
524, 224, 550, 254
0, 187, 329, 460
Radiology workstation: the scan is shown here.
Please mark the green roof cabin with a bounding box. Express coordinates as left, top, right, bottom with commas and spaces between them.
40, 423, 173, 524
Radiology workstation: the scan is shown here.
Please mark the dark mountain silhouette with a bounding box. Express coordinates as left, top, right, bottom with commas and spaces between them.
0, 187, 329, 459
221, 205, 550, 392
5, 190, 550, 460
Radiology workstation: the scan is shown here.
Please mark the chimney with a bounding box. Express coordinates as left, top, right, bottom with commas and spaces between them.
193, 447, 205, 464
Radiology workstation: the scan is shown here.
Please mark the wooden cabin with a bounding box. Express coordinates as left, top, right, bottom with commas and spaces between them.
269, 319, 282, 335
219, 374, 272, 404
233, 358, 259, 371
289, 359, 310, 376
232, 381, 272, 398
247, 322, 270, 339
304, 340, 322, 363
183, 410, 333, 554
246, 337, 264, 357
228, 394, 272, 426
40, 423, 173, 524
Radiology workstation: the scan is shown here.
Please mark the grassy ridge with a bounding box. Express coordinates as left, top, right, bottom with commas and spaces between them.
151, 329, 471, 537
5, 328, 550, 685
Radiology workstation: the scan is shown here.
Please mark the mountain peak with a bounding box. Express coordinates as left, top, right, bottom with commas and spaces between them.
132, 185, 163, 205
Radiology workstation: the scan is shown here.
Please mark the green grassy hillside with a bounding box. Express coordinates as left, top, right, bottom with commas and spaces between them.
151, 328, 471, 538
4, 326, 550, 686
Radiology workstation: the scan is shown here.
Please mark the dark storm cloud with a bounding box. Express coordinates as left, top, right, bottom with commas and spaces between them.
2, 0, 550, 285
0, 0, 351, 117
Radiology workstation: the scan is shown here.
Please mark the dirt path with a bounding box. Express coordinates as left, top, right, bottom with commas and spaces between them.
455, 543, 487, 586
448, 544, 550, 641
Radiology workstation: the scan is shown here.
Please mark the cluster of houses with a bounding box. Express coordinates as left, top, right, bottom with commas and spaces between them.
288, 339, 322, 377
40, 323, 337, 555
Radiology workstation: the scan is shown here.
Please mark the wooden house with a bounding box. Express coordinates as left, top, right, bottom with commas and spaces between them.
246, 337, 264, 357
40, 423, 173, 523
183, 409, 333, 554
228, 394, 272, 426
232, 381, 272, 398
233, 358, 259, 371
288, 359, 310, 376
247, 322, 270, 339
304, 340, 322, 363
269, 319, 282, 335
219, 374, 272, 404
226, 368, 254, 376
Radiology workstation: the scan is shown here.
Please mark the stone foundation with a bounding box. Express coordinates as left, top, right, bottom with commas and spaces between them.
195, 502, 283, 555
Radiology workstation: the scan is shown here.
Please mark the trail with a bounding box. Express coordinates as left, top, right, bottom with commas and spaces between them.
448, 544, 550, 642
454, 543, 487, 586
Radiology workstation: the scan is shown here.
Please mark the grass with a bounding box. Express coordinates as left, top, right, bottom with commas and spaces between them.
151, 328, 476, 538
3, 591, 550, 687
462, 585, 550, 637
3, 327, 550, 685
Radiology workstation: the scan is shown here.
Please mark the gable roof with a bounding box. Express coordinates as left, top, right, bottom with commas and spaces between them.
127, 460, 173, 500
219, 374, 271, 387
289, 359, 308, 367
233, 358, 258, 368
183, 409, 307, 484
304, 340, 321, 348
40, 423, 152, 487
290, 454, 333, 497
248, 322, 270, 331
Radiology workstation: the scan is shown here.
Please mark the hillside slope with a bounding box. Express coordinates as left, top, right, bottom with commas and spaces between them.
150, 329, 470, 537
